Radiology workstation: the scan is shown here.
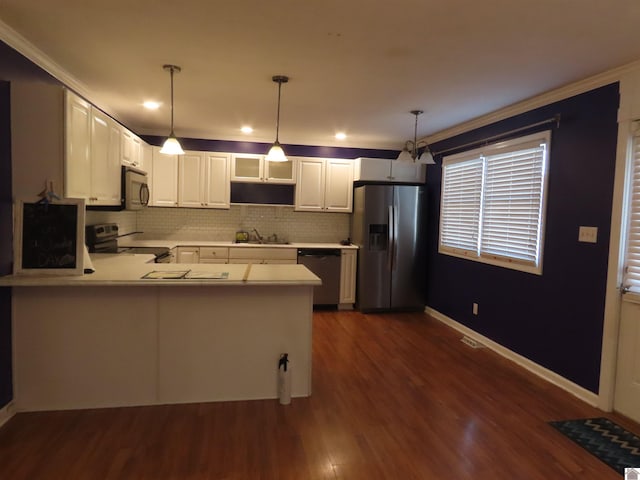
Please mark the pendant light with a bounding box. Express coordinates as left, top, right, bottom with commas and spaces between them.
396, 110, 435, 165
160, 64, 184, 155
266, 75, 289, 162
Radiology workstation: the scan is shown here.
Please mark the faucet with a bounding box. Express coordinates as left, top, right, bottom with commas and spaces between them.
252, 228, 264, 243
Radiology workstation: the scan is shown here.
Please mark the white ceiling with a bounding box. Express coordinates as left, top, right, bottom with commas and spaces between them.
1, 1, 640, 150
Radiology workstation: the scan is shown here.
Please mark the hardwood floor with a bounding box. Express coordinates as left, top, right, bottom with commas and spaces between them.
0, 310, 637, 479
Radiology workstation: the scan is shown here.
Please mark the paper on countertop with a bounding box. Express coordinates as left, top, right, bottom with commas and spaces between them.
184, 271, 229, 279
142, 270, 190, 279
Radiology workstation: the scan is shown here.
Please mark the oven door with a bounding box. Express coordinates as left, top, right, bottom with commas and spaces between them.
124, 168, 150, 210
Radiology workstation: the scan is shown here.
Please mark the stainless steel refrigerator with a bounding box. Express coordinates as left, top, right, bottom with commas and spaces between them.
351, 184, 426, 312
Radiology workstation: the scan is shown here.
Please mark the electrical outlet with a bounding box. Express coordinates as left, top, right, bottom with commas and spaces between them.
472, 303, 479, 315
578, 226, 598, 243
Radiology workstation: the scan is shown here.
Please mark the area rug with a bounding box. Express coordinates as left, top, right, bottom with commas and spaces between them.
549, 417, 640, 474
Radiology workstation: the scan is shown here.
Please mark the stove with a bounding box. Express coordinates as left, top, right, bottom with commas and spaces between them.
118, 246, 173, 263
86, 223, 172, 263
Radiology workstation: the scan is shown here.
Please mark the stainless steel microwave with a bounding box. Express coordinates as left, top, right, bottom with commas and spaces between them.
122, 166, 150, 210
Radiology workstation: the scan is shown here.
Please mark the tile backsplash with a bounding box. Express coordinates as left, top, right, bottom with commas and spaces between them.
87, 206, 351, 243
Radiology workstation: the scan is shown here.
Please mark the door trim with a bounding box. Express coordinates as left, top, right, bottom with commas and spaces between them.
598, 72, 640, 412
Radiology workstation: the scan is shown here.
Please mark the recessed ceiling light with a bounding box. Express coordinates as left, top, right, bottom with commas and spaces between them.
241, 126, 253, 134
143, 101, 161, 110
335, 132, 347, 140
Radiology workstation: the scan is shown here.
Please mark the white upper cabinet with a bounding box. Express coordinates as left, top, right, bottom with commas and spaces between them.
121, 128, 143, 169
324, 159, 354, 212
354, 157, 425, 183
140, 142, 152, 175
64, 91, 121, 206
151, 146, 179, 207
295, 158, 325, 211
231, 154, 263, 182
178, 151, 230, 209
231, 154, 295, 184
294, 157, 353, 212
89, 109, 121, 205
65, 92, 92, 199
264, 157, 296, 184
203, 153, 231, 208
178, 152, 203, 208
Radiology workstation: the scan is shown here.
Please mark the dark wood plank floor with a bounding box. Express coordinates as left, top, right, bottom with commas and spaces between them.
0, 310, 637, 479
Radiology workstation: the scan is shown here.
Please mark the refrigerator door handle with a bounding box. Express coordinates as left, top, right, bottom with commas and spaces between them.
392, 205, 399, 271
388, 205, 394, 270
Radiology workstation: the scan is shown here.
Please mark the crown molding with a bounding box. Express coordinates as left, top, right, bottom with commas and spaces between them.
426, 60, 640, 145
0, 18, 101, 108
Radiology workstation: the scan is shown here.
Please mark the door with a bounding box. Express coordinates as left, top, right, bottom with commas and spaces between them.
614, 125, 640, 423
391, 185, 426, 309
614, 295, 640, 421
353, 185, 393, 311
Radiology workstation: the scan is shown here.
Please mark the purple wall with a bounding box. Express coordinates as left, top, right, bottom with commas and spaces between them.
0, 81, 13, 408
425, 83, 620, 393
142, 135, 399, 160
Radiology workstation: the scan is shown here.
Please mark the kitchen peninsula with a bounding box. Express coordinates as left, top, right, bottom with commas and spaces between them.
0, 254, 320, 412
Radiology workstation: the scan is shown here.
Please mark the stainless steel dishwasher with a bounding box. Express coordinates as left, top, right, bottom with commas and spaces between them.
297, 248, 342, 306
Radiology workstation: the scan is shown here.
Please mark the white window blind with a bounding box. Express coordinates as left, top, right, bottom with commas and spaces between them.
440, 156, 483, 253
481, 142, 547, 265
439, 131, 550, 274
623, 128, 640, 292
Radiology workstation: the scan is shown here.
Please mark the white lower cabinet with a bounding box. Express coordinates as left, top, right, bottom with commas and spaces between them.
228, 247, 297, 264
199, 247, 229, 264
175, 246, 230, 264
339, 249, 357, 306
176, 246, 199, 264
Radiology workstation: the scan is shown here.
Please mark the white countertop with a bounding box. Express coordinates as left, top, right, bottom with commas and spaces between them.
118, 238, 358, 250
0, 253, 321, 287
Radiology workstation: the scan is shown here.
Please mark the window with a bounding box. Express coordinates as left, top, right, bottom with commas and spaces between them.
439, 131, 551, 274
622, 124, 640, 293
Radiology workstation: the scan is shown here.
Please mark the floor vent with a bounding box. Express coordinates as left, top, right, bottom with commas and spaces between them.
461, 335, 485, 349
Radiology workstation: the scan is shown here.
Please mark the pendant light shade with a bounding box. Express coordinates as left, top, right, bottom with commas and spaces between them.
396, 110, 436, 165
160, 64, 184, 155
266, 75, 289, 162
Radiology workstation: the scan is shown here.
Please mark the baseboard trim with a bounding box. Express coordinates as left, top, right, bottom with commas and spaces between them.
425, 307, 599, 407
0, 401, 15, 429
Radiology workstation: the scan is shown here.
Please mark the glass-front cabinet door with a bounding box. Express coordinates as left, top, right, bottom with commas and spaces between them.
231, 154, 264, 182
231, 153, 296, 184
265, 157, 296, 184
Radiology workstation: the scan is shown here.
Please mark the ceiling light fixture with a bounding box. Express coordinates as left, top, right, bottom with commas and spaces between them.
143, 101, 161, 110
241, 126, 254, 134
335, 132, 347, 140
159, 64, 184, 155
396, 110, 435, 165
266, 75, 289, 162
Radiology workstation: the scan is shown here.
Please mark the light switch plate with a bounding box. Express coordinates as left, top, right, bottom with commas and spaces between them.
578, 226, 598, 243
